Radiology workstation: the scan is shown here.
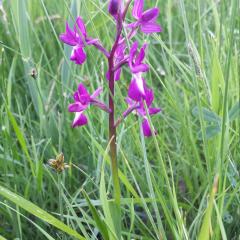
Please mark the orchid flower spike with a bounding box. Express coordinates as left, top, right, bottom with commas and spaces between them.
126, 88, 161, 137
128, 0, 162, 34
60, 17, 109, 64
68, 83, 110, 128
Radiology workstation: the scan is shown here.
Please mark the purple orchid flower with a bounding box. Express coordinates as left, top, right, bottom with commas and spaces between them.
128, 73, 148, 101
126, 88, 161, 137
60, 17, 109, 65
106, 37, 126, 81
128, 0, 162, 34
68, 83, 110, 128
129, 41, 149, 73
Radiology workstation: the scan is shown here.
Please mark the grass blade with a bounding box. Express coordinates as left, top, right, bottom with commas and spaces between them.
0, 185, 85, 240
7, 108, 35, 176
198, 175, 219, 240
82, 190, 109, 240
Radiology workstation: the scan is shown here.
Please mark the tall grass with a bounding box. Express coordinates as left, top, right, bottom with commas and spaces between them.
0, 0, 239, 239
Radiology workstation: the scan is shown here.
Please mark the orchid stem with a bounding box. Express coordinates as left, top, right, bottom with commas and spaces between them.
108, 41, 121, 208
108, 59, 121, 206
107, 0, 133, 210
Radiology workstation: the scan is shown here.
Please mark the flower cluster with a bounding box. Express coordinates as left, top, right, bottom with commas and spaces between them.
59, 0, 162, 137
68, 83, 111, 127
59, 17, 109, 65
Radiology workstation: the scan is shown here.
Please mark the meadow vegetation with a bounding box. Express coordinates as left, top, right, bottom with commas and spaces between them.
0, 0, 239, 239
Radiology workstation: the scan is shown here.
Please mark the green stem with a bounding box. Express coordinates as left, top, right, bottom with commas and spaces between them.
107, 1, 133, 207
58, 174, 63, 221
108, 49, 121, 206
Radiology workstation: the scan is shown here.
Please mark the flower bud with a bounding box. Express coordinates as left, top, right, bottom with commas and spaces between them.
108, 0, 119, 16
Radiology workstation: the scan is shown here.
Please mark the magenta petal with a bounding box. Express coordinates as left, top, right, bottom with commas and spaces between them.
73, 91, 80, 102
91, 87, 103, 99
59, 23, 78, 46
78, 83, 89, 96
132, 0, 144, 19
142, 118, 153, 137
128, 77, 146, 101
141, 22, 162, 34
79, 95, 90, 105
127, 21, 139, 29
131, 63, 149, 74
141, 8, 159, 22
129, 41, 138, 60
126, 97, 135, 106
77, 83, 91, 104
70, 47, 87, 65
114, 68, 122, 81
129, 42, 149, 73
72, 112, 88, 127
129, 41, 138, 69
75, 17, 87, 37
135, 43, 147, 65
145, 88, 154, 106
129, 41, 138, 56
86, 38, 99, 45
149, 107, 161, 115
59, 34, 76, 46
68, 102, 87, 112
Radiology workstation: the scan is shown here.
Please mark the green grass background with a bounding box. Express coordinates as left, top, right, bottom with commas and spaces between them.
0, 0, 239, 239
